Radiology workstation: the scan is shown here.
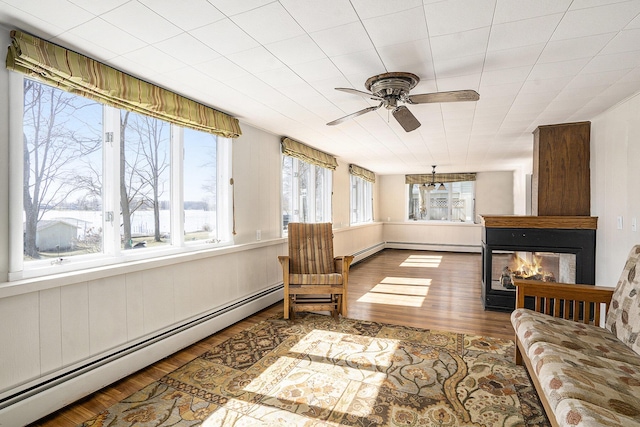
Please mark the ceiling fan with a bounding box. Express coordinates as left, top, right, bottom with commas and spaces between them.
327, 72, 479, 132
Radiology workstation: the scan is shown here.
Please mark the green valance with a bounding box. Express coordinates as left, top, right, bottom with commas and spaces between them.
6, 30, 241, 138
349, 164, 375, 183
405, 172, 476, 185
281, 137, 338, 170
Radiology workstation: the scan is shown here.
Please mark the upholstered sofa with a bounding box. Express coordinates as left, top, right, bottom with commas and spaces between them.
511, 245, 640, 427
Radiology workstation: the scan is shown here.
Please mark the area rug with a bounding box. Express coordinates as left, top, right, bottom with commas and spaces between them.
80, 313, 549, 426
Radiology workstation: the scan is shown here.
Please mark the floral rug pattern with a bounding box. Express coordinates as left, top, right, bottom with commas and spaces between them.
79, 313, 549, 426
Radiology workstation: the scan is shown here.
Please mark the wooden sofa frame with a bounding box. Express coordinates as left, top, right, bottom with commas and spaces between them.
513, 279, 615, 427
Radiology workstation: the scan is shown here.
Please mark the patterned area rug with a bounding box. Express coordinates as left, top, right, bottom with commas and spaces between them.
80, 313, 549, 426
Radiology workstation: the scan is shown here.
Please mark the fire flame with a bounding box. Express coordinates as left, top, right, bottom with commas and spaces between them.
512, 253, 556, 282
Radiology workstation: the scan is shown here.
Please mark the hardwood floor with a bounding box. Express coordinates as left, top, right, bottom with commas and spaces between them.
28, 249, 512, 426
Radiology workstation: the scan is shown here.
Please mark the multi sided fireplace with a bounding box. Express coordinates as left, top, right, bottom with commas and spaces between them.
480, 216, 597, 311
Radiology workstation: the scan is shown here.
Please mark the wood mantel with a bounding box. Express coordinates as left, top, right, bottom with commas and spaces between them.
480, 215, 597, 230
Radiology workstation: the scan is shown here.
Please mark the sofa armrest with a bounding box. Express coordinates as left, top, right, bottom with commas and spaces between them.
514, 279, 614, 325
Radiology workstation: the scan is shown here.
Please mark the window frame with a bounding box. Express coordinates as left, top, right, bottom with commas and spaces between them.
9, 75, 234, 281
407, 181, 475, 223
281, 155, 333, 235
350, 174, 373, 225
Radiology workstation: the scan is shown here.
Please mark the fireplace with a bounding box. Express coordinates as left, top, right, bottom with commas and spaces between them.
480, 216, 596, 311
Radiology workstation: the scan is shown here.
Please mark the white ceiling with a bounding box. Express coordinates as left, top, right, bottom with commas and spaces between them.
2, 0, 640, 175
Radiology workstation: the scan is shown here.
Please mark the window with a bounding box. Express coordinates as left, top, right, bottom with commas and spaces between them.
408, 181, 475, 222
281, 156, 332, 232
14, 78, 232, 279
350, 174, 373, 224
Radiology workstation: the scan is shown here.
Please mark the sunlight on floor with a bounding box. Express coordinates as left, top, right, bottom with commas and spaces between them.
356, 276, 431, 307
400, 254, 443, 268
202, 329, 400, 426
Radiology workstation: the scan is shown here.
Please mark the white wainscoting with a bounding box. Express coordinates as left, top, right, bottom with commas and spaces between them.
383, 221, 482, 253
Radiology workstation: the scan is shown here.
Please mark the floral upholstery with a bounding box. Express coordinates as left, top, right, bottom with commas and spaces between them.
512, 309, 639, 365
555, 398, 640, 427
528, 341, 640, 420
605, 245, 640, 354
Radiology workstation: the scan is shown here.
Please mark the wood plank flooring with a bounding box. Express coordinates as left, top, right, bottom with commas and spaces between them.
28, 249, 512, 426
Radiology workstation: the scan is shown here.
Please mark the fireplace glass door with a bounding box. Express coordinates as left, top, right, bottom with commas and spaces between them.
490, 251, 576, 292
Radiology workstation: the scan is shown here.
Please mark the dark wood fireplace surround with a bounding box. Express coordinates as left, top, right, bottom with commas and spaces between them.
480, 121, 596, 311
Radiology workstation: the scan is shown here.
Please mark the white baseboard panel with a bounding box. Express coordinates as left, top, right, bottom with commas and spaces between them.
0, 286, 283, 427
385, 242, 481, 253
351, 242, 385, 264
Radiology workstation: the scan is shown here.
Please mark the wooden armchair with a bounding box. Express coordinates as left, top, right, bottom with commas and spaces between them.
278, 223, 354, 319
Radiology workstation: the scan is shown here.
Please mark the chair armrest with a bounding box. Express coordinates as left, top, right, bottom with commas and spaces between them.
334, 255, 354, 274
514, 279, 614, 325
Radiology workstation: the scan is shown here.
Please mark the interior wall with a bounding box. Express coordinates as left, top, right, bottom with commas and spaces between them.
591, 91, 640, 285
0, 26, 9, 281
475, 171, 514, 221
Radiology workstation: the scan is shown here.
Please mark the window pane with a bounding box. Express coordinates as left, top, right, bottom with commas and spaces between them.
23, 79, 103, 261
408, 181, 475, 222
183, 128, 217, 242
298, 161, 310, 222
120, 111, 171, 249
282, 156, 293, 230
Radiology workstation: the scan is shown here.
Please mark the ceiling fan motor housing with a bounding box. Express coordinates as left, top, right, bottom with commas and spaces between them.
365, 72, 419, 109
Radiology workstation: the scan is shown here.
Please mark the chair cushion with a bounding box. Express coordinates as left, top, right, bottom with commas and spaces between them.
289, 273, 343, 285
288, 223, 336, 274
605, 245, 640, 355
554, 398, 640, 427
527, 341, 640, 420
512, 308, 639, 365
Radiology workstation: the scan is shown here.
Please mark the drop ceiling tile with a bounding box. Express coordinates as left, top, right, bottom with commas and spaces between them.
520, 76, 572, 94
154, 33, 221, 65
193, 56, 250, 81
565, 69, 628, 90
108, 55, 158, 81
538, 33, 614, 63
582, 51, 640, 74
280, 0, 359, 33
121, 45, 186, 74
377, 40, 435, 77
433, 53, 484, 78
2, 0, 94, 32
529, 58, 590, 80
424, 0, 495, 36
0, 3, 66, 37
601, 29, 640, 55
493, 0, 571, 24
289, 58, 342, 82
255, 67, 305, 89
138, 0, 225, 31
228, 47, 285, 74
191, 18, 260, 56
207, 0, 273, 16
101, 1, 182, 44
330, 50, 385, 78
430, 28, 490, 61
552, 2, 640, 41
65, 17, 147, 56
265, 35, 327, 66
435, 74, 481, 92
481, 66, 532, 86
363, 7, 429, 47
68, 0, 128, 15
231, 2, 304, 45
488, 14, 563, 51
484, 43, 545, 71
351, 0, 422, 20
311, 22, 373, 57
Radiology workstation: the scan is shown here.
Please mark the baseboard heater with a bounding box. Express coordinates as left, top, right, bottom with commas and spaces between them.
0, 284, 283, 426
385, 241, 481, 252
351, 242, 385, 264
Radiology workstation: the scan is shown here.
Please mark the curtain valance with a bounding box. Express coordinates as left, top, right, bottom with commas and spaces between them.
349, 164, 376, 183
281, 137, 338, 170
405, 172, 476, 185
6, 30, 241, 138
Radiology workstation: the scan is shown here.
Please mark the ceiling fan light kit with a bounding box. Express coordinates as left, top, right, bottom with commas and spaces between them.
327, 72, 479, 132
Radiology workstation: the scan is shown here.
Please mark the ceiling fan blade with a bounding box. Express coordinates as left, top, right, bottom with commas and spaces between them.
392, 106, 421, 132
335, 87, 384, 101
327, 104, 382, 126
406, 90, 480, 104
